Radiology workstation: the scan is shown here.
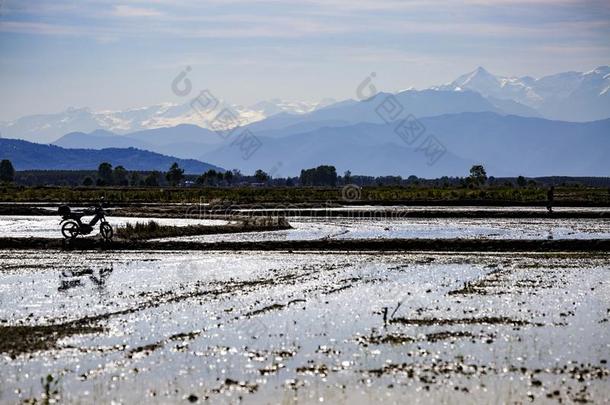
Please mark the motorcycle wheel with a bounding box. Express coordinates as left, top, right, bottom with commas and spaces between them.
100, 223, 113, 241
61, 221, 79, 239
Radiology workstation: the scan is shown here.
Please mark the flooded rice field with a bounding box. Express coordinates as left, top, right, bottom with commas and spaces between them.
4, 214, 608, 242
161, 217, 610, 242
0, 250, 608, 404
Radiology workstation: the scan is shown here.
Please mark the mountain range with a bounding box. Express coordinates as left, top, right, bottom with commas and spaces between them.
201, 112, 610, 177
0, 99, 335, 144
44, 111, 610, 177
1, 66, 609, 177
436, 66, 610, 122
54, 125, 224, 159
52, 89, 530, 160
1, 66, 608, 144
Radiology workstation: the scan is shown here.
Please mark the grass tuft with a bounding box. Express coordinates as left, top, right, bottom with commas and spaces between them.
115, 217, 291, 240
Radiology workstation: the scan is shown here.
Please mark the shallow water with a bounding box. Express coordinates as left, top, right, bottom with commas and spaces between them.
2, 206, 609, 241
161, 216, 610, 242
0, 250, 608, 404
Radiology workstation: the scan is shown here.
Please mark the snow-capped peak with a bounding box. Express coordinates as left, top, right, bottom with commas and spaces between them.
437, 65, 610, 121
0, 97, 338, 143
452, 66, 500, 91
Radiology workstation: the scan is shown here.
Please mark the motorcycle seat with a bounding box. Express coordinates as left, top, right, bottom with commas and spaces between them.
68, 212, 86, 220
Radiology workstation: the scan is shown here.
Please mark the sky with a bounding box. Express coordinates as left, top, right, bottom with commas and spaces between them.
0, 0, 609, 121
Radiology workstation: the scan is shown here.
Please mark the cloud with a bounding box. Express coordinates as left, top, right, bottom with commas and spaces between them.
0, 21, 80, 35
113, 5, 162, 17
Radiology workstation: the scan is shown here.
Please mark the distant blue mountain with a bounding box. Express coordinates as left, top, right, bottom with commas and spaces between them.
201, 112, 610, 177
244, 89, 534, 134
14, 85, 609, 178
53, 129, 154, 150
125, 124, 220, 146
52, 124, 223, 159
0, 138, 222, 174
51, 90, 515, 158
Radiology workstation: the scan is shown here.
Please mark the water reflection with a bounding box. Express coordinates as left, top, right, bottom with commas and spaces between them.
58, 265, 113, 292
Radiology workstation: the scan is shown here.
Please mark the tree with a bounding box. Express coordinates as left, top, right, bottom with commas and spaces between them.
144, 171, 160, 187
254, 169, 269, 183
343, 170, 352, 184
97, 162, 113, 186
166, 162, 184, 187
407, 175, 419, 185
196, 169, 218, 186
224, 170, 234, 185
469, 165, 487, 186
195, 174, 206, 186
113, 166, 129, 186
516, 175, 527, 188
130, 172, 142, 187
0, 159, 15, 183
215, 171, 224, 184
82, 177, 94, 187
299, 165, 337, 186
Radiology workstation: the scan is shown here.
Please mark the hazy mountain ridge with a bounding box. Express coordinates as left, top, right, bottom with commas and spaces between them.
53, 129, 155, 151
3, 112, 609, 177
0, 99, 330, 144
50, 88, 532, 160
243, 89, 507, 132
201, 112, 610, 177
53, 124, 224, 160
47, 109, 610, 177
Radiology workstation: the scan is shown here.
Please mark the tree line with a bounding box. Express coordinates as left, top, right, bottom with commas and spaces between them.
91, 162, 185, 187
1, 158, 608, 188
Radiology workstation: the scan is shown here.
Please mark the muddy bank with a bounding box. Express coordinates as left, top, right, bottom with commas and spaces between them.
0, 323, 103, 357
389, 316, 542, 327
0, 203, 608, 219
229, 208, 610, 219
1, 236, 609, 252
0, 205, 52, 216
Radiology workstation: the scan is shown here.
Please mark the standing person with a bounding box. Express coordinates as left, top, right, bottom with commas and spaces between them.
546, 186, 555, 213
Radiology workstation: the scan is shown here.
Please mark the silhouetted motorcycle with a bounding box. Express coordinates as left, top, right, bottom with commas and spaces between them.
58, 199, 113, 241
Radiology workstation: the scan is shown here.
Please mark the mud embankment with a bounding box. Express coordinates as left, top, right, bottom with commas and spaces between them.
1, 237, 609, 252
0, 323, 104, 357
231, 209, 610, 219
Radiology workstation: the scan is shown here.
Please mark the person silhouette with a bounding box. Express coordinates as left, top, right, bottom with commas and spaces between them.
546, 186, 555, 213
